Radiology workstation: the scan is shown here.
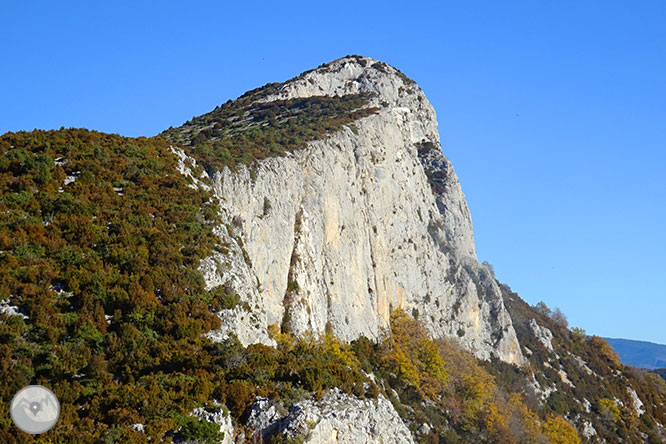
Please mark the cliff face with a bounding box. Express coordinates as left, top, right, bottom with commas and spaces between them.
182, 56, 523, 365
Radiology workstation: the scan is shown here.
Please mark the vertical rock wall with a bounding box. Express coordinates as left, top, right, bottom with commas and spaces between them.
196, 56, 523, 365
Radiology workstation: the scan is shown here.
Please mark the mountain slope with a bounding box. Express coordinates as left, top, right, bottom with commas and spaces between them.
0, 131, 230, 443
1, 56, 665, 444
654, 368, 666, 382
497, 284, 666, 443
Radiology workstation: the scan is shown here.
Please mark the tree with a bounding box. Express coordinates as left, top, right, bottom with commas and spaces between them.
535, 301, 551, 317
551, 308, 568, 329
570, 327, 586, 341
589, 336, 621, 367
542, 415, 581, 444
379, 309, 447, 395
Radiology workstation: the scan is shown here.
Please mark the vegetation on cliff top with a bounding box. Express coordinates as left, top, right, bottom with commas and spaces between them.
161, 92, 378, 172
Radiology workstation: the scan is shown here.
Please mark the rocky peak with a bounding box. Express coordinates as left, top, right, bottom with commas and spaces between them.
262, 55, 427, 108
171, 56, 521, 365
261, 55, 477, 260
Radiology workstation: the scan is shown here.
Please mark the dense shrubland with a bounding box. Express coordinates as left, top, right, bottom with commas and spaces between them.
653, 368, 666, 383
0, 129, 230, 443
198, 310, 583, 444
369, 310, 581, 444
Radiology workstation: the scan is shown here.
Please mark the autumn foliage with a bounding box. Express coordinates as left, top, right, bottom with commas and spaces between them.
373, 309, 580, 444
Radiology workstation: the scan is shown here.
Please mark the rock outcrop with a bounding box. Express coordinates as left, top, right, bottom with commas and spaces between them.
189, 406, 234, 444
246, 389, 415, 444
529, 318, 554, 352
186, 56, 523, 365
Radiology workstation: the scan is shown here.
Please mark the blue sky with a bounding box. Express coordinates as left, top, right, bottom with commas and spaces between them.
2, 1, 665, 344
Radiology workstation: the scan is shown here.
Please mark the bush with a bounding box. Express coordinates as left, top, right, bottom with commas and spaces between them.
542, 414, 581, 444
597, 398, 622, 423
588, 336, 621, 367
177, 416, 223, 444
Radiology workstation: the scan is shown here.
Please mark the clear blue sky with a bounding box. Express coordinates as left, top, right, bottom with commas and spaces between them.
2, 1, 665, 344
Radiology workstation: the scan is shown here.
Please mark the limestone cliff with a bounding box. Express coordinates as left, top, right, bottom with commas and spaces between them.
169, 55, 523, 365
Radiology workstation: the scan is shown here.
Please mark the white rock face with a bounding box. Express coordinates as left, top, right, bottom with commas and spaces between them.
557, 368, 574, 387
170, 146, 212, 191
627, 387, 645, 416
528, 375, 556, 401
196, 56, 523, 365
246, 389, 415, 444
581, 420, 597, 439
63, 171, 80, 186
529, 319, 554, 352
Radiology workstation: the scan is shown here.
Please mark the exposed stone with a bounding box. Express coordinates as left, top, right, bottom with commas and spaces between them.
170, 146, 212, 192
0, 298, 28, 320
245, 397, 289, 438
571, 354, 594, 376
627, 386, 645, 416
189, 406, 234, 444
529, 319, 554, 352
417, 423, 432, 435
246, 389, 415, 444
557, 369, 574, 387
528, 375, 556, 401
581, 420, 597, 438
63, 171, 80, 186
192, 56, 523, 365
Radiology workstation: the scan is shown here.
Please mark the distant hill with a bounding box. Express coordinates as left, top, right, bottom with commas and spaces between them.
603, 337, 666, 369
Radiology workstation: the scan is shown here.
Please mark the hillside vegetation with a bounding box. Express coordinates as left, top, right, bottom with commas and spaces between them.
0, 129, 228, 443
0, 128, 593, 444
2, 82, 666, 443
161, 91, 378, 172
495, 283, 666, 443
653, 369, 666, 383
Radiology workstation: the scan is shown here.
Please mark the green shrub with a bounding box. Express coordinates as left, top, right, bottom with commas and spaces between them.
177, 415, 223, 444
287, 279, 300, 293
